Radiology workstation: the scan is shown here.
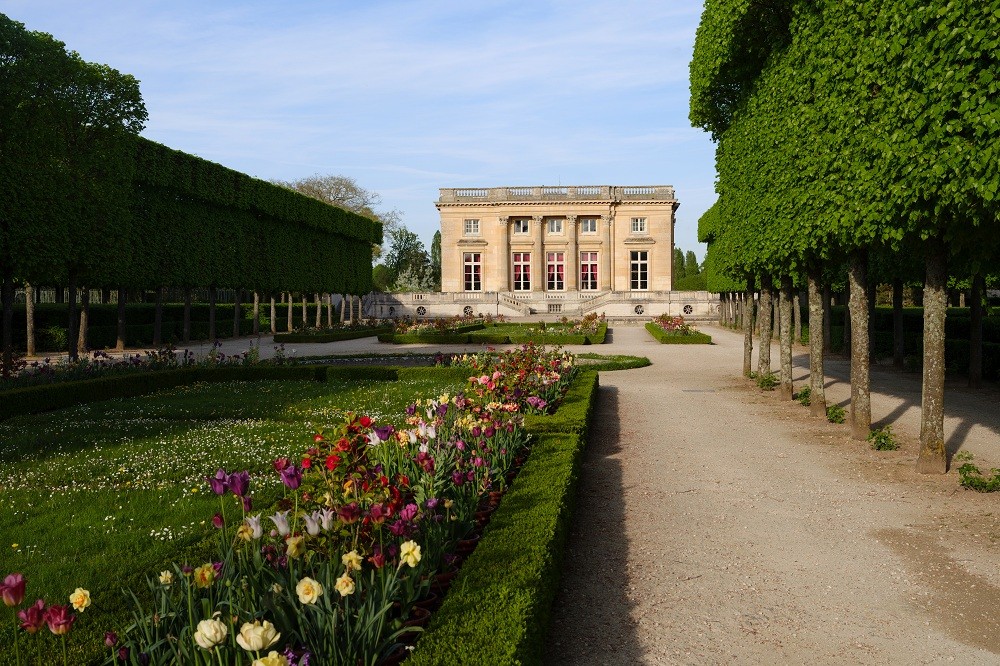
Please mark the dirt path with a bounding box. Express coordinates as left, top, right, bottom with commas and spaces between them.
544, 325, 1000, 665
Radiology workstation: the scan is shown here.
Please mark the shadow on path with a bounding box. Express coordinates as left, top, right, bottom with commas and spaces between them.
543, 385, 645, 665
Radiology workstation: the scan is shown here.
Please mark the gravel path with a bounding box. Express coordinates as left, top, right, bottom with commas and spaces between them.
544, 325, 1000, 665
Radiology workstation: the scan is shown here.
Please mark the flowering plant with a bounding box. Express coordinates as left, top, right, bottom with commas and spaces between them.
651, 314, 697, 335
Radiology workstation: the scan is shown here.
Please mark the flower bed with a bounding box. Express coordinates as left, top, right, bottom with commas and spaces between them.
0, 371, 471, 665
645, 315, 712, 344
0, 345, 584, 664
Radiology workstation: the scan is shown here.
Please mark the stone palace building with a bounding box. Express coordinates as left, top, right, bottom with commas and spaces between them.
370, 185, 716, 319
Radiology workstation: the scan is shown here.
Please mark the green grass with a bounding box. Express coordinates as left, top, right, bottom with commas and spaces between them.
0, 373, 467, 665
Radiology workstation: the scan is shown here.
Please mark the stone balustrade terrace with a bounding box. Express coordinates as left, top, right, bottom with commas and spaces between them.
438, 185, 676, 204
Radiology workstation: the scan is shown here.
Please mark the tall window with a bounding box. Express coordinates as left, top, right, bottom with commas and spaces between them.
580, 217, 597, 234
547, 218, 563, 234
464, 219, 480, 235
514, 219, 530, 234
512, 252, 531, 291
630, 251, 648, 290
630, 217, 647, 233
580, 252, 598, 290
463, 252, 482, 291
546, 252, 565, 290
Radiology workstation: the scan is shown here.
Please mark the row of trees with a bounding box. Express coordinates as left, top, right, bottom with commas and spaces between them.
690, 0, 1000, 473
672, 247, 706, 291
0, 15, 379, 368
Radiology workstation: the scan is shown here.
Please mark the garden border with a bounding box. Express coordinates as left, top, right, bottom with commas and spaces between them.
645, 322, 713, 344
273, 327, 392, 343
407, 370, 599, 665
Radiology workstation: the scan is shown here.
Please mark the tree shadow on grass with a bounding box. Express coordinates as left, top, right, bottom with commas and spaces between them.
543, 385, 645, 665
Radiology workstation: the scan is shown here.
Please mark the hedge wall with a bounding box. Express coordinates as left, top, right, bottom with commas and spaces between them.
409, 370, 599, 665
273, 327, 392, 344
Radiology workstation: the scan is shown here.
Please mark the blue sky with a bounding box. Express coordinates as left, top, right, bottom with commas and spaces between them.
6, 0, 717, 259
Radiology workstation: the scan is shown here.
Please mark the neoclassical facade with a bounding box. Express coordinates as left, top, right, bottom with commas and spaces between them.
439, 185, 676, 311
369, 185, 717, 318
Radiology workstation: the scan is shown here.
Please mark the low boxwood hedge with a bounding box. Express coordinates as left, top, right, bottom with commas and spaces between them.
645, 322, 712, 344
273, 327, 391, 343
378, 323, 487, 344
408, 370, 599, 665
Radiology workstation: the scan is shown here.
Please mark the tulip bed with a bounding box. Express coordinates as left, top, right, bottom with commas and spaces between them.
0, 371, 468, 665
0, 344, 589, 665
645, 315, 713, 344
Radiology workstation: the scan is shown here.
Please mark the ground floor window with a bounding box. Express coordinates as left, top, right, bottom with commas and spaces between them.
546, 251, 565, 291
512, 252, 531, 290
464, 252, 482, 291
580, 251, 598, 290
630, 250, 648, 290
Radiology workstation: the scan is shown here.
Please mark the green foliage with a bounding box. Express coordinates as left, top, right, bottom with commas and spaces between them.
794, 385, 811, 406
755, 371, 778, 390
867, 425, 899, 451
273, 327, 392, 344
574, 353, 651, 372
955, 451, 1000, 492
410, 372, 599, 665
827, 405, 846, 424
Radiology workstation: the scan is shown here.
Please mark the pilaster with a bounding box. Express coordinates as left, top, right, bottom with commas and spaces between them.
565, 216, 578, 291
496, 216, 510, 292
601, 215, 613, 291
532, 215, 544, 292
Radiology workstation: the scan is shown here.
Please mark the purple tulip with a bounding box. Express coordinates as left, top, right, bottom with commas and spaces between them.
227, 471, 250, 498
1, 572, 26, 607
279, 464, 302, 490
399, 503, 418, 521
212, 513, 224, 529
206, 468, 229, 495
452, 470, 466, 486
117, 646, 130, 662
104, 631, 119, 647
241, 495, 253, 512
374, 425, 395, 441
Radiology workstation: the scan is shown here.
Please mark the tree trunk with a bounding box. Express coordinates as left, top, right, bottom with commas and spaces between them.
55, 284, 64, 304
822, 284, 832, 355
208, 286, 217, 341
301, 294, 307, 328
253, 291, 260, 336
233, 288, 242, 338
808, 270, 827, 417
153, 286, 164, 346
848, 251, 871, 440
743, 277, 755, 377
758, 276, 773, 376
892, 278, 904, 369
116, 286, 127, 351
969, 273, 984, 389
77, 287, 90, 354
326, 293, 333, 327
286, 293, 293, 332
793, 291, 802, 346
0, 265, 13, 375
270, 295, 277, 335
183, 288, 192, 343
25, 283, 36, 357
340, 294, 347, 324
67, 275, 79, 361
779, 276, 794, 400
917, 241, 948, 474
315, 293, 322, 327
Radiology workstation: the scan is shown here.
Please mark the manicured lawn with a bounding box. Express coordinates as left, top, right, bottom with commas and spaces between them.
0, 373, 466, 664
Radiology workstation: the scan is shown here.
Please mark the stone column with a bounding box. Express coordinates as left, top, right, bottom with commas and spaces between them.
600, 215, 613, 291
532, 215, 545, 292
496, 216, 510, 292
565, 216, 578, 291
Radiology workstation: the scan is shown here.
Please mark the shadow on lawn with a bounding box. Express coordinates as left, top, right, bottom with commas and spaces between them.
543, 385, 645, 665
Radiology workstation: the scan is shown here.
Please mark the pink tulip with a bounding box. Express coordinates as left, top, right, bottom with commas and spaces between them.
44, 604, 76, 636
17, 599, 46, 633
1, 572, 25, 607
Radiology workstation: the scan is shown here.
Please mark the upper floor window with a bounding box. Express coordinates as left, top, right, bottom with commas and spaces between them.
547, 218, 563, 234
580, 218, 598, 234
464, 219, 480, 235
631, 217, 647, 234
514, 219, 530, 234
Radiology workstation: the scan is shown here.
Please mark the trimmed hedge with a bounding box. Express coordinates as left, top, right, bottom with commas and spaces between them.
273, 327, 391, 344
471, 322, 608, 346
645, 322, 713, 344
0, 365, 472, 422
409, 370, 599, 665
378, 323, 486, 344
